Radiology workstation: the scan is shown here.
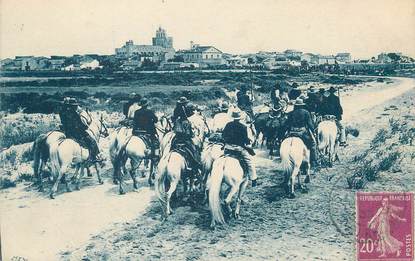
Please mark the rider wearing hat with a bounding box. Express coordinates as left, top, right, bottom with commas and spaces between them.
172, 96, 191, 122
123, 93, 142, 118
59, 97, 104, 163
284, 98, 318, 167
132, 98, 159, 156
288, 82, 301, 101
236, 85, 254, 121
319, 87, 346, 146
305, 86, 320, 117
171, 97, 202, 173
222, 111, 259, 187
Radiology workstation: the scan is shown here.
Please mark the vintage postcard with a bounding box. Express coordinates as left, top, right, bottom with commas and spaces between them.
1, 0, 414, 260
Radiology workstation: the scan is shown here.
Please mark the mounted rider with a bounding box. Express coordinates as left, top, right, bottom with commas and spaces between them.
132, 98, 159, 157
222, 111, 259, 187
121, 93, 142, 126
59, 97, 104, 163
288, 82, 301, 101
171, 97, 202, 172
236, 85, 254, 121
319, 87, 347, 146
283, 98, 318, 167
304, 86, 319, 123
212, 101, 229, 116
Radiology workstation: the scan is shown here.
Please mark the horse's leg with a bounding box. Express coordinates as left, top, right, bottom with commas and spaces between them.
63, 174, 72, 192
37, 159, 44, 192
224, 183, 239, 218
165, 179, 179, 217
94, 163, 103, 185
50, 165, 66, 199
86, 167, 92, 177
119, 164, 126, 195
130, 159, 140, 190
289, 166, 300, 198
75, 165, 84, 191
148, 158, 155, 187
235, 179, 249, 219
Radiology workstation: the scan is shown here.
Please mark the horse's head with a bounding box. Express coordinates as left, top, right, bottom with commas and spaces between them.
346, 126, 360, 138
99, 114, 110, 138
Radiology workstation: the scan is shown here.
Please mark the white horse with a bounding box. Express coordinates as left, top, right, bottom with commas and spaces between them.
210, 112, 232, 133
317, 120, 338, 167
33, 131, 66, 191
155, 113, 209, 219
279, 137, 310, 199
207, 156, 249, 228
108, 115, 171, 193
48, 114, 108, 199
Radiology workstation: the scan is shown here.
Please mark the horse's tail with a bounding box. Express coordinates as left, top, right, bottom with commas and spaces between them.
208, 157, 226, 225
49, 140, 62, 179
317, 125, 327, 151
32, 134, 48, 179
155, 153, 170, 204
280, 139, 295, 181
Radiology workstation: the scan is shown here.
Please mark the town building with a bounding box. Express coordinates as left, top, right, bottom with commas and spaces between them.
300, 53, 318, 64
226, 56, 249, 67
316, 55, 336, 65
335, 53, 351, 63
284, 49, 303, 59
178, 42, 225, 67
115, 27, 175, 63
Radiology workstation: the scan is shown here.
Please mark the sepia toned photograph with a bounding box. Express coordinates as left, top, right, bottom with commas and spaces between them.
1, 0, 414, 260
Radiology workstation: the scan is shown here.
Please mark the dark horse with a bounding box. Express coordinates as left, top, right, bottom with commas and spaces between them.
253, 112, 286, 156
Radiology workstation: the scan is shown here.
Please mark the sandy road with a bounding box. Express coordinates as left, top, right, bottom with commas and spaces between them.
0, 77, 414, 261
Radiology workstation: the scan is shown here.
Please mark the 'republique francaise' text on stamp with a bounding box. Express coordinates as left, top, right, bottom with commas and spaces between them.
356, 192, 414, 261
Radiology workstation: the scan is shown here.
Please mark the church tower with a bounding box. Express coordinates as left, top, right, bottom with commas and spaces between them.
152, 27, 173, 48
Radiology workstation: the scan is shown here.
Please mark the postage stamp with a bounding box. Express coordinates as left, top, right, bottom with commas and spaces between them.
356, 192, 414, 261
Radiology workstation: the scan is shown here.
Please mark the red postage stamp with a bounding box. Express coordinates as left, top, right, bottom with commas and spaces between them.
356, 192, 414, 261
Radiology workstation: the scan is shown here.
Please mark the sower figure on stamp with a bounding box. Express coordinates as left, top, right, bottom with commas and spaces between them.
368, 197, 407, 258
132, 98, 160, 159
222, 111, 259, 187
319, 87, 347, 146
59, 97, 104, 163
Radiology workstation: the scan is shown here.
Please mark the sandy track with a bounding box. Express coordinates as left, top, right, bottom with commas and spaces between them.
1, 77, 414, 261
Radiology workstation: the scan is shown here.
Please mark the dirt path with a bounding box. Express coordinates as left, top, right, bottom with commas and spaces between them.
1, 77, 414, 261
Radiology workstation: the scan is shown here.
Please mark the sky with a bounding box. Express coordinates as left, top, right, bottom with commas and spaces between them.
1, 0, 415, 59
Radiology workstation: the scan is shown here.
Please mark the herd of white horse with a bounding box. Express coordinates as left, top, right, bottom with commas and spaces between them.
32, 102, 345, 228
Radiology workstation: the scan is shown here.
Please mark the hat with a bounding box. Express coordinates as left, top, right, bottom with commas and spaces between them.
178, 96, 189, 104
139, 98, 149, 107
291, 82, 299, 89
294, 98, 305, 106
308, 86, 317, 93
63, 97, 79, 106
186, 102, 196, 110
329, 87, 337, 93
129, 92, 141, 99
272, 104, 282, 112
231, 111, 241, 120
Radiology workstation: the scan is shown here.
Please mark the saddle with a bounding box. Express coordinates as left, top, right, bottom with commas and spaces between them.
171, 136, 199, 171
223, 147, 249, 178
132, 130, 158, 156
322, 115, 337, 121
288, 127, 307, 139
207, 132, 224, 145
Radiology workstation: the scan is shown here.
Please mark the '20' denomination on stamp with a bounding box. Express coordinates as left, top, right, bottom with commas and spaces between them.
356, 192, 414, 261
